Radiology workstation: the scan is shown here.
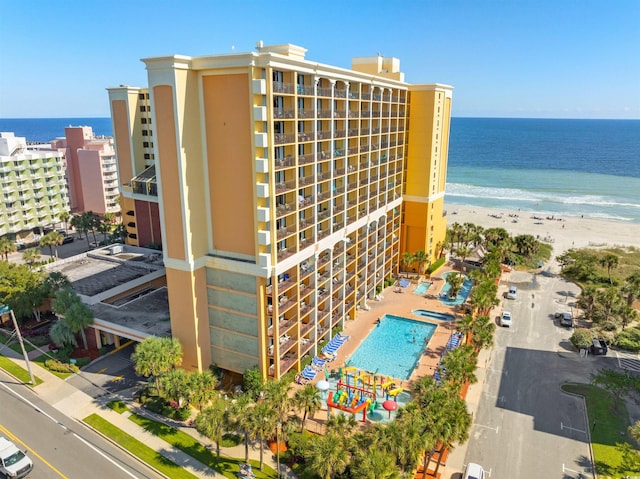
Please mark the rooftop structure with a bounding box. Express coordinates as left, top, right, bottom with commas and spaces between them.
107, 44, 452, 378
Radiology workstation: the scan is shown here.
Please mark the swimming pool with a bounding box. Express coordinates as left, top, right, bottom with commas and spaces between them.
439, 272, 474, 306
346, 314, 437, 380
413, 281, 432, 295
412, 309, 455, 321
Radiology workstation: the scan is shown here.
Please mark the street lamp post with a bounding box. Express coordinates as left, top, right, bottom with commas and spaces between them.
0, 305, 35, 385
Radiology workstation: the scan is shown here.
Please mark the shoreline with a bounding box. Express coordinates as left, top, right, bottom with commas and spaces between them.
444, 204, 640, 263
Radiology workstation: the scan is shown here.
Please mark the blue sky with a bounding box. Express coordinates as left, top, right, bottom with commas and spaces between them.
1, 0, 638, 119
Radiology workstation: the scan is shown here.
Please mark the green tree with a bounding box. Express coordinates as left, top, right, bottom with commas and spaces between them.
513, 234, 539, 258
242, 365, 264, 400
227, 394, 253, 462
599, 253, 619, 285
0, 261, 46, 321
570, 328, 593, 350
22, 248, 41, 268
59, 211, 71, 231
292, 383, 321, 432
401, 252, 414, 273
247, 400, 276, 471
306, 432, 350, 479
160, 368, 191, 407
629, 421, 640, 443
132, 337, 183, 395
188, 370, 218, 410
622, 271, 640, 307
439, 344, 478, 391
351, 447, 399, 479
445, 272, 465, 299
413, 250, 429, 275
469, 315, 496, 352
0, 237, 17, 261
63, 301, 94, 350
194, 395, 228, 460
50, 320, 76, 348
40, 231, 64, 258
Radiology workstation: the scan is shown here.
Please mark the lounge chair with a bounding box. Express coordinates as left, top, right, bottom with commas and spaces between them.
312, 356, 327, 369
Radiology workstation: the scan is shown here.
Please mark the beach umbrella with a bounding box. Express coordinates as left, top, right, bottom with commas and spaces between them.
382, 399, 398, 418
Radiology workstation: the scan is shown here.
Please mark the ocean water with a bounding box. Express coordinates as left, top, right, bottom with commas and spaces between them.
446, 118, 640, 224
0, 117, 113, 142
1, 117, 638, 223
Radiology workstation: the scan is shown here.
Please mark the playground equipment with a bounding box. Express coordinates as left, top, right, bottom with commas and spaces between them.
327, 370, 380, 422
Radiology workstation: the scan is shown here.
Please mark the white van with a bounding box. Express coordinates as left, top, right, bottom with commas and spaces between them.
506, 285, 517, 299
0, 437, 33, 478
463, 462, 485, 479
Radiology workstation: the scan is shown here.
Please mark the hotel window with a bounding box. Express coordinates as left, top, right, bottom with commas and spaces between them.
144, 154, 150, 160
138, 93, 145, 100
297, 74, 305, 86
273, 96, 283, 110
141, 118, 147, 124
146, 93, 150, 99
143, 142, 149, 148
142, 130, 148, 136
140, 105, 146, 112
273, 70, 283, 83
274, 146, 284, 159
274, 121, 284, 134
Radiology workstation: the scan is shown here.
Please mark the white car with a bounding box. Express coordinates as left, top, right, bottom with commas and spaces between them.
500, 311, 512, 327
463, 462, 485, 479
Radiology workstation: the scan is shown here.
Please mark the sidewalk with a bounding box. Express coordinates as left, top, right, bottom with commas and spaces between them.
0, 346, 289, 479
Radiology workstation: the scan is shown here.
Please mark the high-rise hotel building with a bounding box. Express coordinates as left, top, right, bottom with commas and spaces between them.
108, 44, 452, 378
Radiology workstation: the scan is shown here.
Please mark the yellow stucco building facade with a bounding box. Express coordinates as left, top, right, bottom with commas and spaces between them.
108, 44, 452, 379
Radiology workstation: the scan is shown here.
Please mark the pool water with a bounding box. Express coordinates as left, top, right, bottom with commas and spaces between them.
413, 281, 432, 295
439, 272, 474, 306
412, 309, 455, 321
346, 314, 437, 380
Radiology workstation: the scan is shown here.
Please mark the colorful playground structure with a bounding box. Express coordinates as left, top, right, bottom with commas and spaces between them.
326, 367, 404, 422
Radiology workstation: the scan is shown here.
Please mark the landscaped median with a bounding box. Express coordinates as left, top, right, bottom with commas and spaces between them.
0, 355, 42, 385
85, 402, 277, 479
562, 382, 639, 477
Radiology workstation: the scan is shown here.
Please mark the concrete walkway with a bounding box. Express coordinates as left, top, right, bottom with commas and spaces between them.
0, 346, 290, 479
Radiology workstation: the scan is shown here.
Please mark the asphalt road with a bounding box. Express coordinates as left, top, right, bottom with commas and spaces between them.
0, 370, 162, 479
462, 270, 608, 479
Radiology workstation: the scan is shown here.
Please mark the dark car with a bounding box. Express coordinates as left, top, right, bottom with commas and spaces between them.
590, 338, 608, 356
62, 235, 74, 244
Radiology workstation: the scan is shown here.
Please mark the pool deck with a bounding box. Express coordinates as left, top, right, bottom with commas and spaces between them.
326, 265, 464, 390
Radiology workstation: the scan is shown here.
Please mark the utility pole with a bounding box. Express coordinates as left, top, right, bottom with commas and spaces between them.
0, 305, 35, 385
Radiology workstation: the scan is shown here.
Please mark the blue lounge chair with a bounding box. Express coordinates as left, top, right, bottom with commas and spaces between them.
301, 366, 317, 380
312, 357, 327, 369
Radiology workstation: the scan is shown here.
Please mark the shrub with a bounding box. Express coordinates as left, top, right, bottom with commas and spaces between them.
44, 359, 79, 373
427, 257, 446, 274
613, 327, 640, 352
570, 328, 593, 350
74, 357, 91, 368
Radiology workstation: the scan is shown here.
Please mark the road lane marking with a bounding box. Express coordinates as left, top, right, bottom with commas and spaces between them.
0, 381, 140, 478
0, 422, 68, 478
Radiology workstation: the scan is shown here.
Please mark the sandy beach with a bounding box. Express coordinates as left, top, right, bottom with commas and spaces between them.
445, 204, 640, 270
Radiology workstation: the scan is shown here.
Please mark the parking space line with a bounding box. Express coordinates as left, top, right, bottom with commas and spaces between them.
560, 422, 586, 435
474, 423, 499, 433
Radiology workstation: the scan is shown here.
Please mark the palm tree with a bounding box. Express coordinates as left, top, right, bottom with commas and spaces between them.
622, 271, 640, 308
439, 344, 478, 391
188, 371, 218, 410
577, 285, 598, 321
160, 368, 191, 407
131, 337, 183, 395
22, 248, 41, 268
596, 286, 621, 323
326, 412, 358, 437
194, 395, 228, 459
63, 301, 94, 349
50, 320, 76, 348
40, 231, 64, 258
413, 250, 429, 275
431, 394, 472, 476
306, 432, 350, 479
469, 315, 496, 351
292, 383, 321, 432
228, 394, 253, 462
351, 447, 399, 479
59, 211, 71, 231
445, 272, 465, 299
456, 314, 475, 345
599, 253, 619, 285
514, 234, 539, 257
0, 237, 17, 261
401, 252, 414, 274
455, 245, 472, 264
247, 400, 277, 471
70, 214, 87, 240
387, 413, 423, 474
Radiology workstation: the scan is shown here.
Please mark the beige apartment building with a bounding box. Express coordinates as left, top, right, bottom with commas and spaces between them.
108, 44, 452, 379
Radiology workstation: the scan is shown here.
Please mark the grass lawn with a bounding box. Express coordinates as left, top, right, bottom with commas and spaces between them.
128, 413, 277, 478
0, 355, 42, 385
84, 414, 199, 479
562, 382, 639, 477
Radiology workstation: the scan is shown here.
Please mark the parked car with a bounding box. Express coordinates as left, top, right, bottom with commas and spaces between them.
62, 235, 74, 244
505, 285, 517, 299
590, 338, 608, 356
500, 311, 512, 327
463, 462, 485, 479
555, 311, 574, 327
0, 436, 33, 478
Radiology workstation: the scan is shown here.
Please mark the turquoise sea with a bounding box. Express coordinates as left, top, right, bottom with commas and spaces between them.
446, 118, 640, 224
1, 116, 638, 223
